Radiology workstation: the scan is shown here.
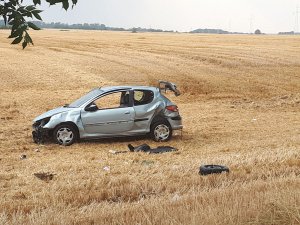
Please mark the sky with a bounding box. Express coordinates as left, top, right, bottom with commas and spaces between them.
25, 0, 300, 33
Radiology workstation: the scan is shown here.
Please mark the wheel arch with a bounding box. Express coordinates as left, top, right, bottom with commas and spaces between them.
150, 115, 170, 129
53, 121, 80, 140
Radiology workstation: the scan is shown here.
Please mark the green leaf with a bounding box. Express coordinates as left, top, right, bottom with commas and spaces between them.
33, 0, 41, 5
46, 0, 63, 6
32, 9, 43, 13
9, 31, 20, 38
9, 23, 27, 39
62, 1, 69, 10
25, 11, 33, 18
27, 22, 40, 30
25, 5, 35, 11
11, 35, 23, 44
11, 23, 18, 31
22, 40, 28, 49
3, 0, 78, 49
32, 10, 42, 20
25, 32, 33, 45
72, 0, 77, 9
3, 15, 7, 25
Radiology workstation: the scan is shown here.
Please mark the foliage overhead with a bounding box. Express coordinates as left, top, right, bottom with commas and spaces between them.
0, 0, 77, 49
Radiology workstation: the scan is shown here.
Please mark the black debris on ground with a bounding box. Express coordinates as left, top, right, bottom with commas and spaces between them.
34, 172, 56, 182
20, 155, 27, 160
199, 165, 230, 176
128, 144, 177, 154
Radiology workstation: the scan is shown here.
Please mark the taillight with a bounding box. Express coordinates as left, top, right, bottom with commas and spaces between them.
166, 105, 178, 112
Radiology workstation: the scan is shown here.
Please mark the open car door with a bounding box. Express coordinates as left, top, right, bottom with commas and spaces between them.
158, 81, 181, 96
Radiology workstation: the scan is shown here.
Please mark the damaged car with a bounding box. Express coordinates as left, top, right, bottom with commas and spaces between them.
32, 81, 183, 146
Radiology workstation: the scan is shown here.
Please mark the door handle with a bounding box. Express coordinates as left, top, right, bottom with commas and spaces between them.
124, 111, 130, 114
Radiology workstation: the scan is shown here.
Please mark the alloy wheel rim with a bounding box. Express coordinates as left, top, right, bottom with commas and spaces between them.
154, 124, 170, 141
57, 128, 73, 145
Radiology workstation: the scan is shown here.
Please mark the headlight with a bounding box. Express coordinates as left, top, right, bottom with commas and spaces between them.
33, 117, 51, 129
40, 117, 51, 126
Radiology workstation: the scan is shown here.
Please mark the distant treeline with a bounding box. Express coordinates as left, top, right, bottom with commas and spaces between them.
191, 28, 300, 35
278, 31, 300, 35
34, 21, 129, 31
0, 20, 174, 32
190, 28, 244, 34
1, 20, 299, 35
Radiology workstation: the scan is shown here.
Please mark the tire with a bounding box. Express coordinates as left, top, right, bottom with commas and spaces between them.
53, 124, 77, 146
150, 120, 172, 142
199, 165, 229, 176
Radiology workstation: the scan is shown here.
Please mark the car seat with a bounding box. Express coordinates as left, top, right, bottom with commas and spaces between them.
120, 94, 129, 107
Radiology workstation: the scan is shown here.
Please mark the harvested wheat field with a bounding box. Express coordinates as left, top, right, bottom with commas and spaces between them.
0, 29, 300, 225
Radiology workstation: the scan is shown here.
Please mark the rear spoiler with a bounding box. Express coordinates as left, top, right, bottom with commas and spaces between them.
158, 81, 181, 96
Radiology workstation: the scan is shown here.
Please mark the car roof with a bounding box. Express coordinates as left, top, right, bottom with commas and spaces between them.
100, 86, 158, 92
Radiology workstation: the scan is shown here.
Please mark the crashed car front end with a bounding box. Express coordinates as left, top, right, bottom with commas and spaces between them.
32, 117, 52, 144
32, 107, 83, 144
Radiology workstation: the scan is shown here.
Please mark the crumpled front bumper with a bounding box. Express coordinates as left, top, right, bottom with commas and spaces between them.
32, 121, 51, 144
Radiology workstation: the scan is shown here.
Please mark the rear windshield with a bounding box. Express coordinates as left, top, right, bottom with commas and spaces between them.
69, 89, 103, 107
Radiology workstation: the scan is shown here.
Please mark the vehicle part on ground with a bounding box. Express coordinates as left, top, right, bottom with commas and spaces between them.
108, 150, 128, 155
32, 81, 182, 145
199, 165, 230, 175
128, 143, 177, 154
141, 160, 155, 166
148, 146, 177, 154
20, 155, 27, 160
128, 143, 151, 152
34, 172, 55, 182
103, 166, 110, 171
53, 124, 78, 146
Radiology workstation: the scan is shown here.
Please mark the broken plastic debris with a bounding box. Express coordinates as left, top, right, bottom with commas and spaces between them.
103, 166, 110, 171
20, 155, 27, 160
171, 194, 181, 202
34, 172, 55, 181
109, 150, 128, 155
141, 160, 155, 166
109, 150, 117, 154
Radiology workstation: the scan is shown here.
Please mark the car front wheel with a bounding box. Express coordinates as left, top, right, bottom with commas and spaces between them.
150, 120, 172, 142
53, 124, 77, 146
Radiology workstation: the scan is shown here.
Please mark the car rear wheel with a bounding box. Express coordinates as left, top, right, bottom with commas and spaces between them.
150, 120, 172, 142
53, 124, 77, 146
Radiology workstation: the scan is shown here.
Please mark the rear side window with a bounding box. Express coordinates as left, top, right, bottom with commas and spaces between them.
134, 90, 154, 106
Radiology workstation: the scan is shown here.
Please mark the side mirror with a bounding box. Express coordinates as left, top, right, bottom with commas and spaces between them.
85, 104, 98, 112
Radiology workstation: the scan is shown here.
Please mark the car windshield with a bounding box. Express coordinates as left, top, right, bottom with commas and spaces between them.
68, 89, 103, 108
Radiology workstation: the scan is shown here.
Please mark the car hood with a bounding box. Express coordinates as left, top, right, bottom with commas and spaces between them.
33, 107, 77, 122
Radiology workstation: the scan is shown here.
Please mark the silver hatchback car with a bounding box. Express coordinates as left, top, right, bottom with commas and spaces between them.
32, 81, 183, 146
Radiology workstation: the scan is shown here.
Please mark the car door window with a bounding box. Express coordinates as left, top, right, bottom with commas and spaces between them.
134, 90, 154, 106
94, 91, 130, 109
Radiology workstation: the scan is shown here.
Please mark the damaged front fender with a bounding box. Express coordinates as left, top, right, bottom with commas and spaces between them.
32, 108, 83, 143
43, 110, 82, 130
